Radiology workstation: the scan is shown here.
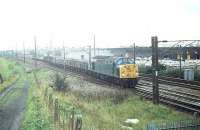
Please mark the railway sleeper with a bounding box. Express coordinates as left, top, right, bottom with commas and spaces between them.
136, 88, 200, 113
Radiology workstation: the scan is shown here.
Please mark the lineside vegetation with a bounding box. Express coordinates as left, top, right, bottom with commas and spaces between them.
0, 58, 22, 93
31, 68, 194, 130
1, 58, 194, 130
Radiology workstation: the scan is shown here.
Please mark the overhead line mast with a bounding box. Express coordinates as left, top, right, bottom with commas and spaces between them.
152, 36, 159, 104
63, 41, 66, 73
151, 37, 200, 105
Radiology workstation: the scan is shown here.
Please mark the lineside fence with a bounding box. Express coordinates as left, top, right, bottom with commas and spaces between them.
147, 120, 200, 130
43, 87, 82, 130
32, 68, 82, 130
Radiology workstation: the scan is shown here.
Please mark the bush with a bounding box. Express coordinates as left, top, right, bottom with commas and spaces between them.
53, 73, 70, 92
8, 64, 14, 70
139, 64, 166, 74
162, 69, 183, 78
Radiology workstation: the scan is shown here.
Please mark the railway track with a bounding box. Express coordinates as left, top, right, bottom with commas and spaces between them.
18, 58, 121, 89
140, 74, 200, 91
15, 57, 200, 114
137, 78, 200, 113
43, 60, 200, 114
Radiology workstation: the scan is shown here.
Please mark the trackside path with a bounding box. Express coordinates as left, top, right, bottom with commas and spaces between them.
0, 79, 29, 130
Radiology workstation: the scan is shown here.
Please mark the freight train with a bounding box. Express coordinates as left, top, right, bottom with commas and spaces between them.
36, 56, 139, 87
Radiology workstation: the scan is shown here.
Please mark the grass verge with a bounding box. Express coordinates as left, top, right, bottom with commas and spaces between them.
20, 71, 53, 130
0, 58, 23, 93
34, 68, 195, 130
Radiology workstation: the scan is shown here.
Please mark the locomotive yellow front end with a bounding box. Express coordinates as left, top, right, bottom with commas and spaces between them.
119, 64, 138, 79
114, 57, 138, 87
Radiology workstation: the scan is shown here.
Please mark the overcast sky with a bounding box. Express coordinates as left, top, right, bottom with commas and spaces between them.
0, 0, 200, 50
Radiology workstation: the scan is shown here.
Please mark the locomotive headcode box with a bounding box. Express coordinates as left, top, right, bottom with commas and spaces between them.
119, 64, 138, 78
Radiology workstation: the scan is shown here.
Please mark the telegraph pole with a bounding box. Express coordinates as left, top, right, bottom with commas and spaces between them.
94, 35, 96, 57
62, 42, 66, 89
23, 41, 25, 64
151, 36, 159, 104
63, 42, 66, 72
34, 36, 37, 68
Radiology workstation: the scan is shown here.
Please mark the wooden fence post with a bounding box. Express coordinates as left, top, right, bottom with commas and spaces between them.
75, 114, 82, 130
49, 93, 53, 108
71, 107, 75, 130
44, 87, 48, 99
54, 98, 58, 122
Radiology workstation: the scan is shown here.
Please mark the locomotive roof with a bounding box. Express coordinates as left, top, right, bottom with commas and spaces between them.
93, 56, 134, 63
93, 55, 111, 59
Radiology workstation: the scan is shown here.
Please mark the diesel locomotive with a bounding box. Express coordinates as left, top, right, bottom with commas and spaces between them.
39, 56, 139, 87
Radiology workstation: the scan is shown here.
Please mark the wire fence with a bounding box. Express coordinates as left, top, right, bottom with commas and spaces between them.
44, 87, 82, 130
33, 68, 82, 130
147, 120, 200, 130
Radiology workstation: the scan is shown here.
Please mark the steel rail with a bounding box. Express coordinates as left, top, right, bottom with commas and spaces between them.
15, 57, 200, 114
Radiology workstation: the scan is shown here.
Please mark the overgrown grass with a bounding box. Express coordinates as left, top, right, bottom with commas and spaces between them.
0, 58, 197, 129
52, 92, 193, 130
0, 58, 23, 92
0, 58, 52, 130
20, 71, 53, 130
35, 69, 195, 130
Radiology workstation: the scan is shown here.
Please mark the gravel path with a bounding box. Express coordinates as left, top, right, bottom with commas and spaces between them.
0, 80, 29, 130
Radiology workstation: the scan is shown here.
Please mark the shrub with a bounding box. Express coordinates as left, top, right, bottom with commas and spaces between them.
53, 73, 70, 92
139, 64, 166, 74
8, 64, 14, 70
163, 69, 183, 78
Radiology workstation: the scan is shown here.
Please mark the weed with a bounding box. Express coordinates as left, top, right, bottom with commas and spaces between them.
22, 68, 195, 130
21, 72, 52, 130
52, 73, 70, 92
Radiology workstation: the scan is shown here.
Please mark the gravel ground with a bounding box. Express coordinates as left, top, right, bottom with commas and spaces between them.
0, 81, 29, 130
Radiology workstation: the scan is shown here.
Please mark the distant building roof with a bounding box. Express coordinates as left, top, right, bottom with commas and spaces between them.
93, 55, 111, 59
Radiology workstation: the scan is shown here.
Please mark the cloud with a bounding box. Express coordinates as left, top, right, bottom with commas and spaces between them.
0, 0, 199, 50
